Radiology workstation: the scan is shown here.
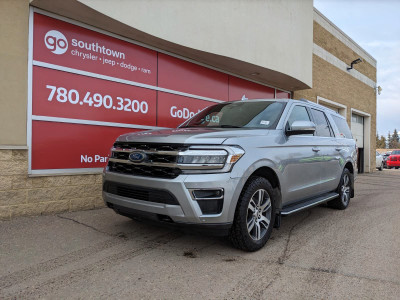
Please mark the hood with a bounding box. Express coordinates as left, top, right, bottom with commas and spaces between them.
117, 127, 270, 145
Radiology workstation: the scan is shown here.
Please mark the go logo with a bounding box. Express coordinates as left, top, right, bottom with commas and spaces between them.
44, 30, 68, 55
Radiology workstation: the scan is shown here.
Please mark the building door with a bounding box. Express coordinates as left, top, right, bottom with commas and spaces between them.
352, 114, 364, 173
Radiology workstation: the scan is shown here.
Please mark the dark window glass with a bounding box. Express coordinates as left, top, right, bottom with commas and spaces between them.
311, 109, 333, 137
332, 115, 353, 139
287, 106, 311, 128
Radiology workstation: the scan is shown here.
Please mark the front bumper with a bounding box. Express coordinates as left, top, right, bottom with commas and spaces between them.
387, 160, 400, 167
102, 170, 241, 227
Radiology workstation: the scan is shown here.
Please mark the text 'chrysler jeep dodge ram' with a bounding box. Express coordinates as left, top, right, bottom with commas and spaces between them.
103, 99, 357, 251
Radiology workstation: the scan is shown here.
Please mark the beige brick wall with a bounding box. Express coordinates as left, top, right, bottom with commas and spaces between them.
313, 21, 376, 82
0, 0, 29, 145
0, 150, 105, 221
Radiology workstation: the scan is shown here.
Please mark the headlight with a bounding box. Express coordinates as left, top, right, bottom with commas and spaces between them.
177, 150, 228, 164
177, 146, 245, 173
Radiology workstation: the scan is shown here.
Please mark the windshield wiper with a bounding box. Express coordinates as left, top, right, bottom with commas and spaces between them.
218, 125, 242, 128
180, 125, 242, 128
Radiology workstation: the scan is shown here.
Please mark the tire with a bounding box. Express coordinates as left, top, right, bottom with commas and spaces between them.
328, 168, 353, 210
229, 176, 276, 252
379, 162, 383, 171
396, 167, 399, 169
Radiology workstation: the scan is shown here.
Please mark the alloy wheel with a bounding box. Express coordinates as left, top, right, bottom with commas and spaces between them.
246, 189, 272, 240
341, 173, 351, 205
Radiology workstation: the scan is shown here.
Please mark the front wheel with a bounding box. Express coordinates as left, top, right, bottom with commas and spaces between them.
229, 176, 276, 252
328, 168, 353, 210
378, 162, 383, 171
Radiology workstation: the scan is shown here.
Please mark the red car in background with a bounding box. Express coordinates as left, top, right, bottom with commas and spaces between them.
387, 149, 400, 169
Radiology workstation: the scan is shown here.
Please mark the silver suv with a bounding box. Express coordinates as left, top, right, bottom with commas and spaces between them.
103, 99, 357, 251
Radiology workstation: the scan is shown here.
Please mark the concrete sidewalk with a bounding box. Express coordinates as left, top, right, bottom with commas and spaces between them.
1, 170, 400, 299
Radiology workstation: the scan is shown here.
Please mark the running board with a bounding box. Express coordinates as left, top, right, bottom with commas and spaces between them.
281, 192, 339, 216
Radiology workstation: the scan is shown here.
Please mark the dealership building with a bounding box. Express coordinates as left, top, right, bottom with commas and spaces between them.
0, 0, 377, 219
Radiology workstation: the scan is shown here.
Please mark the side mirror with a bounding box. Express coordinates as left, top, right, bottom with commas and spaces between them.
286, 121, 316, 136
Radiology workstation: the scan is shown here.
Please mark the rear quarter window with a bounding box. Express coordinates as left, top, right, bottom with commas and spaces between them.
332, 115, 353, 139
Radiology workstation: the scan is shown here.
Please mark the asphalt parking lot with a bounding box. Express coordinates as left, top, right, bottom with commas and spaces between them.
1, 170, 400, 299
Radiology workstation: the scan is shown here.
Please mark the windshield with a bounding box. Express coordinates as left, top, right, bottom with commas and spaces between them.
180, 101, 286, 129
392, 150, 400, 155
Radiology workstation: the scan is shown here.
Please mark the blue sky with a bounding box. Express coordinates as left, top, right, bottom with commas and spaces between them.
314, 0, 400, 137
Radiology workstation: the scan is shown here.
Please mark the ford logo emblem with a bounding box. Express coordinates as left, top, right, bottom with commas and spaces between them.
129, 151, 146, 162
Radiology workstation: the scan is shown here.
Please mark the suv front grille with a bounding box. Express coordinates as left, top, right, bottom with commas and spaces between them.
112, 152, 177, 164
108, 142, 187, 179
103, 181, 179, 205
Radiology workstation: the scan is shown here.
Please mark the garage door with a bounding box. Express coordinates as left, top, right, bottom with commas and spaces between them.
352, 113, 365, 173
351, 114, 364, 148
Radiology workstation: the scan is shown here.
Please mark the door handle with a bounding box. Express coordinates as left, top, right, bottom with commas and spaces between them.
335, 147, 342, 151
312, 147, 320, 152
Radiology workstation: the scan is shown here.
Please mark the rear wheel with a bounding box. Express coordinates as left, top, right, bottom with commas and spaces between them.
328, 168, 352, 210
229, 176, 276, 252
378, 162, 383, 171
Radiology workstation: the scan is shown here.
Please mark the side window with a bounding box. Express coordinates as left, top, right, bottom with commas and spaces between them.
332, 115, 353, 139
287, 106, 311, 128
311, 109, 333, 137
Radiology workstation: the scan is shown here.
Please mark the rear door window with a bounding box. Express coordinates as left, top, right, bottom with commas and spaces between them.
310, 109, 334, 137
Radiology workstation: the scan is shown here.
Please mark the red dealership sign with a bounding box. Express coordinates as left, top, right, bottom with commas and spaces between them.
276, 90, 291, 99
229, 76, 275, 101
158, 53, 229, 101
32, 66, 157, 126
33, 13, 157, 85
157, 92, 215, 128
30, 10, 290, 174
32, 122, 138, 170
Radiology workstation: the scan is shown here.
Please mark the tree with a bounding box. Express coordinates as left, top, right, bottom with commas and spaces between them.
376, 133, 386, 149
393, 129, 400, 143
389, 129, 400, 149
388, 131, 392, 148
380, 135, 387, 149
